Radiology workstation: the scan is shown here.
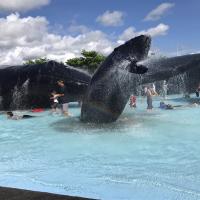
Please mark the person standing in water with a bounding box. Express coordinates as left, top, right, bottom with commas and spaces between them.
50, 91, 59, 113
145, 86, 153, 110
151, 83, 158, 96
56, 80, 70, 116
129, 95, 136, 108
162, 80, 168, 99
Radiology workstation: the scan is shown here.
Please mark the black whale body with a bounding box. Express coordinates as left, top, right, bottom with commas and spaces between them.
81, 35, 151, 123
141, 53, 200, 84
136, 53, 200, 96
0, 61, 91, 110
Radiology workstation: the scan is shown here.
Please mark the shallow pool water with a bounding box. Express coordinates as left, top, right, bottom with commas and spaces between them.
0, 95, 200, 200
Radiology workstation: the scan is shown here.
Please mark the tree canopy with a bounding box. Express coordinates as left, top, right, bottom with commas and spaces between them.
23, 50, 106, 73
24, 58, 48, 65
66, 50, 106, 73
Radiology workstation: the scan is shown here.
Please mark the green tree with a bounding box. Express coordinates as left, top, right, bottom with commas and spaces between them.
66, 50, 106, 73
24, 58, 49, 65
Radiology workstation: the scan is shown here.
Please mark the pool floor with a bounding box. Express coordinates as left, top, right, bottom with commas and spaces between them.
0, 95, 200, 200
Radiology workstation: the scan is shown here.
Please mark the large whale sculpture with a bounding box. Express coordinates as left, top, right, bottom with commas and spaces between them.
81, 35, 151, 123
0, 61, 91, 110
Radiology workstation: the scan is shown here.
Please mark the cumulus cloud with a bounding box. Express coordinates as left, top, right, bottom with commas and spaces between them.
96, 10, 124, 26
118, 23, 169, 42
0, 13, 170, 66
145, 23, 169, 37
144, 3, 175, 21
0, 13, 114, 66
68, 23, 89, 34
0, 0, 50, 12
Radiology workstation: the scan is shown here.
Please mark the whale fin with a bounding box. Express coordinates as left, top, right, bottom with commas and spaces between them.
91, 35, 151, 84
113, 35, 151, 61
81, 35, 152, 123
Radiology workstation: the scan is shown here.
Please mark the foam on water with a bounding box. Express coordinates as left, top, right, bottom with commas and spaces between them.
0, 96, 200, 200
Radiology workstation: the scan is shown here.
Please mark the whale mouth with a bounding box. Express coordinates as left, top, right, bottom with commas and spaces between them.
127, 60, 148, 74
135, 64, 148, 74
122, 35, 151, 75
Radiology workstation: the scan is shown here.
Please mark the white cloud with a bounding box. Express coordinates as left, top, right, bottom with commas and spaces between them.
144, 3, 175, 21
68, 23, 89, 34
145, 23, 169, 37
118, 27, 137, 43
0, 0, 50, 12
96, 10, 124, 26
118, 23, 169, 42
0, 13, 115, 66
0, 13, 170, 66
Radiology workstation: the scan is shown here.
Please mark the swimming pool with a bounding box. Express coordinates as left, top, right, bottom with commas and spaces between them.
0, 95, 200, 200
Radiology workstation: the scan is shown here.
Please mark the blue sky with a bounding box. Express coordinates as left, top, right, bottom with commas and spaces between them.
0, 0, 199, 65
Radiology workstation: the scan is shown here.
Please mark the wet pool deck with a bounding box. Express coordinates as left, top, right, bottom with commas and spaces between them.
0, 186, 96, 200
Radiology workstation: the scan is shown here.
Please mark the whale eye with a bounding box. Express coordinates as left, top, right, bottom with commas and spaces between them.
136, 65, 148, 74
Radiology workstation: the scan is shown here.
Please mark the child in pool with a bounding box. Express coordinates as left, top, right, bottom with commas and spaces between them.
7, 112, 35, 120
129, 95, 136, 108
159, 102, 174, 110
50, 91, 59, 113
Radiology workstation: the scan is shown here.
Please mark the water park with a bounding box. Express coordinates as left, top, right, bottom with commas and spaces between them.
0, 1, 200, 200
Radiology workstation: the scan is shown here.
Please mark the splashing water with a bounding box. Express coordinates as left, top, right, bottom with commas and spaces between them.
10, 79, 30, 110
168, 73, 188, 96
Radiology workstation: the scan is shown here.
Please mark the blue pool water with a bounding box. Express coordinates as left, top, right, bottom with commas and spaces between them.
0, 95, 200, 200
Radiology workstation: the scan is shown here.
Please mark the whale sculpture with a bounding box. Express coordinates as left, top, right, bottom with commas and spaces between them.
0, 61, 91, 110
141, 53, 200, 84
81, 35, 151, 123
81, 35, 200, 123
1, 35, 200, 123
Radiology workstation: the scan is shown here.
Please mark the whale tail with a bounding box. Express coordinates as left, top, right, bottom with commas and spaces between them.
81, 35, 152, 123
91, 35, 151, 84
113, 34, 151, 61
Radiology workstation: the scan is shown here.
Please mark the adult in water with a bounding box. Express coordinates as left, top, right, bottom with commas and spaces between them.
159, 102, 199, 110
145, 86, 154, 110
6, 112, 35, 120
56, 80, 70, 116
161, 80, 168, 99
